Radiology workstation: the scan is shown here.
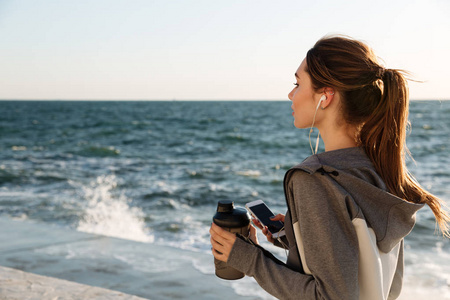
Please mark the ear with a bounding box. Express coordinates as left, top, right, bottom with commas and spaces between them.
320, 87, 336, 109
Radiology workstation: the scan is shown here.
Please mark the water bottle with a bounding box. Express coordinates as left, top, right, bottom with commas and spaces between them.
212, 200, 250, 280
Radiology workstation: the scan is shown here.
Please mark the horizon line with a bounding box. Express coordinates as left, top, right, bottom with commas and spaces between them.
1, 98, 448, 102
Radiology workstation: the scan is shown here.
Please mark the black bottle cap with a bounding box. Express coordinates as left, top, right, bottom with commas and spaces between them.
213, 200, 250, 228
217, 200, 234, 213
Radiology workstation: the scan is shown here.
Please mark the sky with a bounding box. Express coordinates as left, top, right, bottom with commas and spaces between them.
1, 0, 449, 101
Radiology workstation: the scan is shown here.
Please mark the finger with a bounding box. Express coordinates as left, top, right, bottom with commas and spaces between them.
270, 214, 285, 222
210, 236, 225, 253
261, 226, 273, 242
262, 226, 268, 235
269, 214, 281, 220
249, 224, 259, 244
266, 229, 274, 243
210, 224, 236, 252
210, 236, 231, 262
252, 218, 263, 229
262, 226, 271, 235
212, 246, 227, 262
250, 224, 258, 238
211, 222, 234, 239
210, 223, 235, 240
210, 227, 226, 247
211, 243, 224, 260
210, 233, 232, 256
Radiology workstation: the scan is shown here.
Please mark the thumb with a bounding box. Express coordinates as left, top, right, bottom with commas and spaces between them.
270, 214, 285, 222
250, 224, 257, 235
249, 224, 259, 244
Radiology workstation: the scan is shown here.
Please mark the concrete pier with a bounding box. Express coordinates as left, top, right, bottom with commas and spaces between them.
0, 265, 145, 300
0, 217, 252, 299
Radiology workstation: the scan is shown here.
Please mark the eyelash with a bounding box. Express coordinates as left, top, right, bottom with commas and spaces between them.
293, 83, 299, 87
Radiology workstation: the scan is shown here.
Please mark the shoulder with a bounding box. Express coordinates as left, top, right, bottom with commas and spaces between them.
284, 154, 362, 221
284, 154, 340, 192
285, 147, 378, 187
286, 167, 342, 201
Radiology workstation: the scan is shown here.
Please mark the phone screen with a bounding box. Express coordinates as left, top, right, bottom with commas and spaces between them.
249, 203, 284, 234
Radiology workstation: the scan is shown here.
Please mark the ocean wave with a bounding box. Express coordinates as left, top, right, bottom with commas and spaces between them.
223, 134, 247, 142
76, 146, 121, 157
0, 169, 23, 184
11, 146, 27, 151
198, 118, 224, 125
236, 170, 261, 177
75, 175, 153, 243
401, 245, 450, 300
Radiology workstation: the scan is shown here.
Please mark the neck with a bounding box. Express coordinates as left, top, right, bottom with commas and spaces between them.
319, 123, 358, 152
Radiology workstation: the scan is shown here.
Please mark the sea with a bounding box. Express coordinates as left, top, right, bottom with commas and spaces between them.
0, 100, 449, 299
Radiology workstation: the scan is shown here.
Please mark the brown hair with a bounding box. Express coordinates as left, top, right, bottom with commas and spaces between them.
306, 35, 449, 237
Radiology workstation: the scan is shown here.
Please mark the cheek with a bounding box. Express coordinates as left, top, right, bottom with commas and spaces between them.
292, 93, 315, 128
293, 90, 308, 111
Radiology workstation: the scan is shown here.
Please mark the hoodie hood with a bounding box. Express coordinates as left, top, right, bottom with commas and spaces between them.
292, 147, 424, 253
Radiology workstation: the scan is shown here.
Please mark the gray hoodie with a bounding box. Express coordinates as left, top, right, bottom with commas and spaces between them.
227, 147, 424, 300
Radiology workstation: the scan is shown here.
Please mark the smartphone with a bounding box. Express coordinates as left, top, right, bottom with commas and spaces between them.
245, 200, 285, 238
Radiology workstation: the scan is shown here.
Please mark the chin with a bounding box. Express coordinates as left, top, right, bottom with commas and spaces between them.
293, 121, 309, 129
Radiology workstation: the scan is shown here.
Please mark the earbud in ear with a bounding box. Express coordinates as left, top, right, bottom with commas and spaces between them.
316, 95, 326, 110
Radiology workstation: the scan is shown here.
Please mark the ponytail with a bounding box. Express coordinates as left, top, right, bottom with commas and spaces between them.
306, 35, 450, 237
360, 69, 450, 237
360, 69, 408, 199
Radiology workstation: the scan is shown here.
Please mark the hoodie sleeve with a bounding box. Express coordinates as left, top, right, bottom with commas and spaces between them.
227, 170, 360, 300
227, 235, 317, 300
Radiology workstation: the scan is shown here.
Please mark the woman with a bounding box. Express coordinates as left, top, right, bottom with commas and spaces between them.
209, 35, 449, 300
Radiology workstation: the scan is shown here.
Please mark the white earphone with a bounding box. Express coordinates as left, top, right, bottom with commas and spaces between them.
316, 94, 326, 110
310, 94, 327, 155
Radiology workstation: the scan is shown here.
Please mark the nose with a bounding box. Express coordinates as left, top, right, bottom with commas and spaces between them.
288, 88, 295, 101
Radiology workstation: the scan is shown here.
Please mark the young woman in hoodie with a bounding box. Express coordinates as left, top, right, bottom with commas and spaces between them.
209, 35, 449, 300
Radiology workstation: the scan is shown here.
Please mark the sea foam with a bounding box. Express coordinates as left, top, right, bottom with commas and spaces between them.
76, 175, 153, 243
